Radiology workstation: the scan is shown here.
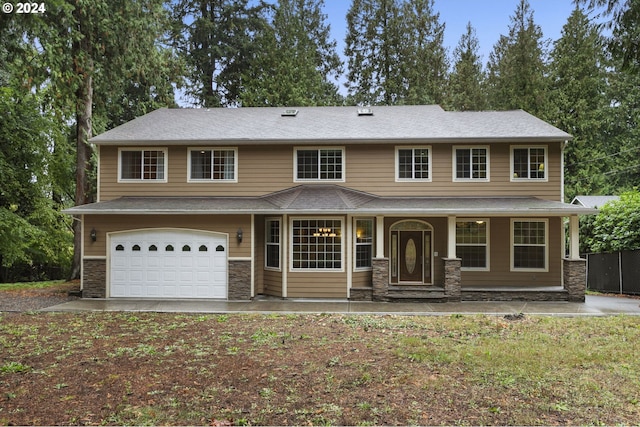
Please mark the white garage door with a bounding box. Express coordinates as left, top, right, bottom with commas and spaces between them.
110, 229, 227, 299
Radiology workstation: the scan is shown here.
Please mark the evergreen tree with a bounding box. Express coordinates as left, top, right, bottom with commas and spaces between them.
344, 0, 403, 105
241, 0, 343, 106
398, 0, 448, 105
485, 0, 549, 116
547, 7, 609, 200
5, 0, 179, 279
446, 22, 487, 111
171, 0, 269, 107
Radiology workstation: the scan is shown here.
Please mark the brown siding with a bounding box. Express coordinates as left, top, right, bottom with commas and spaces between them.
352, 270, 372, 288
460, 217, 562, 287
263, 270, 283, 297
99, 142, 563, 201
287, 272, 348, 298
83, 214, 251, 258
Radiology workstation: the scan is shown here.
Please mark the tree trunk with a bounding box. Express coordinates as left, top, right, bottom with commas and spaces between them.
69, 59, 94, 280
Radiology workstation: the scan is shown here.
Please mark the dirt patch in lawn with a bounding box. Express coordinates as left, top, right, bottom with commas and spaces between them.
0, 281, 80, 312
1, 310, 640, 426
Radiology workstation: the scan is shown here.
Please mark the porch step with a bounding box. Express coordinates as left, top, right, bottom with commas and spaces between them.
386, 286, 447, 302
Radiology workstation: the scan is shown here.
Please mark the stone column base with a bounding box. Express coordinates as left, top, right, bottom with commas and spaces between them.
228, 260, 252, 300
443, 258, 462, 302
372, 258, 390, 301
563, 258, 586, 302
82, 259, 107, 298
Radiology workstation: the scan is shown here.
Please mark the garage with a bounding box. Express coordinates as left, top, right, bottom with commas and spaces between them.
109, 229, 227, 299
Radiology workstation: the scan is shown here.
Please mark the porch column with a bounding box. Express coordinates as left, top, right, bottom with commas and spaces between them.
564, 214, 586, 302
444, 216, 462, 301
447, 216, 457, 258
569, 215, 580, 260
282, 214, 288, 298
375, 215, 385, 258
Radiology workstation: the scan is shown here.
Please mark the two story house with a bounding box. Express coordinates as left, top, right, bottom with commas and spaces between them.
65, 105, 596, 302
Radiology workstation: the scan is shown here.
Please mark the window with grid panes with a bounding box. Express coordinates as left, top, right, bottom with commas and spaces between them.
295, 149, 343, 181
190, 149, 236, 181
120, 149, 165, 180
512, 147, 546, 179
512, 220, 546, 269
355, 219, 373, 269
455, 147, 487, 180
397, 148, 430, 180
456, 220, 488, 269
292, 219, 342, 270
265, 219, 281, 269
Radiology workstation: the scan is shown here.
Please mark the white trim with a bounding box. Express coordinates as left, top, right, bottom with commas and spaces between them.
510, 218, 549, 272
455, 218, 490, 271
346, 214, 353, 298
353, 217, 374, 272
117, 147, 168, 183
96, 145, 101, 202
187, 147, 238, 183
509, 145, 548, 182
395, 146, 433, 182
83, 256, 107, 260
250, 214, 255, 298
569, 215, 580, 260
264, 217, 282, 271
228, 257, 252, 261
282, 214, 288, 297
289, 217, 345, 272
375, 216, 385, 259
293, 146, 346, 183
80, 214, 85, 291
447, 216, 457, 259
452, 145, 490, 182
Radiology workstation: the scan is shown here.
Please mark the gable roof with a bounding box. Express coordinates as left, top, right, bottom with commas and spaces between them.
571, 195, 619, 209
90, 105, 572, 145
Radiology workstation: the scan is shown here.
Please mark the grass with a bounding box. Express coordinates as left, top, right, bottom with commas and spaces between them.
1, 311, 640, 425
0, 280, 67, 292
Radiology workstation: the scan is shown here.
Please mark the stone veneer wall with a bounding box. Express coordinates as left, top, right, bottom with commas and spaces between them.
228, 260, 252, 300
83, 259, 107, 298
350, 287, 373, 301
443, 258, 462, 302
372, 258, 390, 301
563, 258, 587, 302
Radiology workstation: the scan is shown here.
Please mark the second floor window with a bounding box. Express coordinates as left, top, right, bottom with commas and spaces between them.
295, 148, 343, 181
454, 147, 489, 181
120, 149, 166, 181
189, 148, 236, 181
512, 147, 546, 180
397, 147, 431, 181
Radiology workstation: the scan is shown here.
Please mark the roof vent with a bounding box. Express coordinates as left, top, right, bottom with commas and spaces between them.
281, 109, 299, 117
357, 107, 373, 116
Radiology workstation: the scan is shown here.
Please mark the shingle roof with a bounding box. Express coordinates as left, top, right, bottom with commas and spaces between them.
90, 105, 572, 145
65, 185, 596, 215
571, 195, 619, 209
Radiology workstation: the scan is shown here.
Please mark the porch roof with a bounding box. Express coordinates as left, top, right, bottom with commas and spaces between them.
65, 185, 597, 216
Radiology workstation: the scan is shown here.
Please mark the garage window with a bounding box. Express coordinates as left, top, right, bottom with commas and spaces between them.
166, 245, 174, 252
149, 245, 158, 251
199, 245, 208, 252
182, 245, 191, 252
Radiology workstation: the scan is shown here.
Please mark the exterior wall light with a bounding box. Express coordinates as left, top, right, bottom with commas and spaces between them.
90, 228, 97, 242
237, 228, 243, 243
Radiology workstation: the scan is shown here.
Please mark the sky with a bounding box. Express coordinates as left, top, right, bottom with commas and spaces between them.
323, 0, 586, 66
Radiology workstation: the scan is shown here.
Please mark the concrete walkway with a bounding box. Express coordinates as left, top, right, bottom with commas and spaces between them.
41, 294, 640, 316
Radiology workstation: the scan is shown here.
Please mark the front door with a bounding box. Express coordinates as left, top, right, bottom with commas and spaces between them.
399, 231, 424, 282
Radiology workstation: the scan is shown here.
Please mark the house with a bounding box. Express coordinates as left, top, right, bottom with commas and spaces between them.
64, 105, 597, 302
571, 195, 619, 209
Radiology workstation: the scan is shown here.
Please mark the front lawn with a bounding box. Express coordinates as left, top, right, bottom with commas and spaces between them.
0, 312, 639, 425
